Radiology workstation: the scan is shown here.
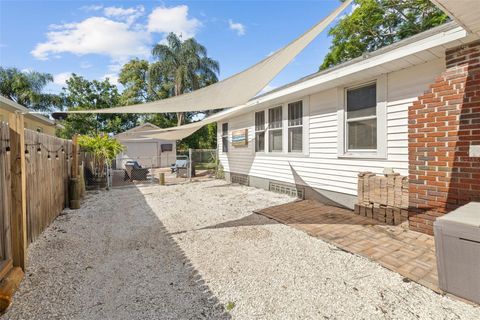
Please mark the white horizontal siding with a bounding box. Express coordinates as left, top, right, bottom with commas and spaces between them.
218, 58, 444, 197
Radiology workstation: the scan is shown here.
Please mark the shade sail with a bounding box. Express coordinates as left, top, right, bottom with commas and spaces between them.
68, 0, 352, 114
134, 104, 248, 140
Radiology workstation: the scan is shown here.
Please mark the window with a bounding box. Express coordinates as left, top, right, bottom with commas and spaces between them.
255, 111, 265, 152
288, 101, 303, 152
346, 83, 377, 150
161, 144, 173, 152
268, 106, 282, 152
222, 123, 228, 152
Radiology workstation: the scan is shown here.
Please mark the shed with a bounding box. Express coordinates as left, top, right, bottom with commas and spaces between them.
114, 123, 176, 169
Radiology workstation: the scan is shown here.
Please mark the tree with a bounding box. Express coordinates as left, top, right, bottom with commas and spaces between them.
151, 33, 220, 126
320, 0, 449, 70
58, 74, 138, 138
78, 134, 125, 177
0, 67, 61, 111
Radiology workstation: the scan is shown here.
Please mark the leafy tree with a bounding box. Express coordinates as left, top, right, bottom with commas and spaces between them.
78, 134, 125, 177
320, 0, 449, 70
151, 33, 220, 125
0, 67, 61, 111
178, 122, 217, 150
58, 74, 138, 138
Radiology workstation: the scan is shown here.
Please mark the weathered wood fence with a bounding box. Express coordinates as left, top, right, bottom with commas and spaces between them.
0, 117, 73, 284
24, 129, 72, 243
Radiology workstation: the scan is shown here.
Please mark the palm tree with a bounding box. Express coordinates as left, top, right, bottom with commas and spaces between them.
151, 33, 220, 126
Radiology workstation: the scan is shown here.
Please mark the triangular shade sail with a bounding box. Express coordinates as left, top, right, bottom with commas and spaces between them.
135, 105, 248, 140
68, 0, 351, 114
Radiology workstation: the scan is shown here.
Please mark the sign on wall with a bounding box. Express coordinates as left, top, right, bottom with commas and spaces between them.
232, 129, 248, 147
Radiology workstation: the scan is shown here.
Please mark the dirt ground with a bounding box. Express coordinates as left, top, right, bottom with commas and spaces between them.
3, 180, 479, 319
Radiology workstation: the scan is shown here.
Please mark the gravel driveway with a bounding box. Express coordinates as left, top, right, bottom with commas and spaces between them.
3, 180, 479, 319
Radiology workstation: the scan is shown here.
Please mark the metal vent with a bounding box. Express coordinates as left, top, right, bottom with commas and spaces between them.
269, 182, 305, 199
231, 173, 249, 186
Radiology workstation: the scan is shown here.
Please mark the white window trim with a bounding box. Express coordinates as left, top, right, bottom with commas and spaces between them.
255, 97, 310, 157
337, 74, 387, 159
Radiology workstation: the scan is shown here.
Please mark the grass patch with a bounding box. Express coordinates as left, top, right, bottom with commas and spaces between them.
225, 301, 235, 312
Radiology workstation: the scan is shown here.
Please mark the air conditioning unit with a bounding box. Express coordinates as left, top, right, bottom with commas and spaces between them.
434, 202, 480, 304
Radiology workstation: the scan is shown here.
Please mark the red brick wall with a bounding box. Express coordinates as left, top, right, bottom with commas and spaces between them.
408, 40, 480, 235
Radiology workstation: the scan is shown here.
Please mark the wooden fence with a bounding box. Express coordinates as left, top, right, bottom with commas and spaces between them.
0, 122, 12, 279
24, 129, 72, 244
0, 117, 73, 283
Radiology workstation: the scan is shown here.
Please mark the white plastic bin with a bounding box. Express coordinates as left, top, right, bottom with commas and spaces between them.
434, 202, 480, 304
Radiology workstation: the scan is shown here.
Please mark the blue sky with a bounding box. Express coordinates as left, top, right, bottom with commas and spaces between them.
0, 0, 349, 95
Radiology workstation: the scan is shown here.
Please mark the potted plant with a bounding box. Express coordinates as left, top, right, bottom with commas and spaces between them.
78, 134, 125, 189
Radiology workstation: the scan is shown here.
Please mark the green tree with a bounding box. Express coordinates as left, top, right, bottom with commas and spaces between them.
118, 59, 176, 128
78, 134, 125, 177
178, 122, 217, 150
320, 0, 449, 70
151, 33, 220, 126
0, 67, 61, 111
58, 74, 138, 138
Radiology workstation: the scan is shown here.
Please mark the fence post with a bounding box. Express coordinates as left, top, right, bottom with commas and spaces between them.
188, 148, 192, 182
8, 113, 27, 271
71, 134, 78, 179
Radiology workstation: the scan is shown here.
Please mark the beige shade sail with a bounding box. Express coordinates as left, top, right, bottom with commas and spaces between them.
68, 0, 352, 114
134, 104, 248, 140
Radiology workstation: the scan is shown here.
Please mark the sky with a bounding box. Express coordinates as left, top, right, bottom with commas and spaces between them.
0, 0, 351, 95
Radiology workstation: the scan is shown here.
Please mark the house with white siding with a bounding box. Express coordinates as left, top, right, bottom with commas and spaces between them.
216, 19, 480, 226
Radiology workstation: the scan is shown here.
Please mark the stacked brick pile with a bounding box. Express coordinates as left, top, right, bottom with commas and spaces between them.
354, 172, 409, 225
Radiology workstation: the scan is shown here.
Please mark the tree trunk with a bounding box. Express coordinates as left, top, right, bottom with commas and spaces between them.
176, 112, 184, 126
174, 83, 185, 126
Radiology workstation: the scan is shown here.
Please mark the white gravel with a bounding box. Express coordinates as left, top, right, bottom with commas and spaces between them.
3, 179, 479, 320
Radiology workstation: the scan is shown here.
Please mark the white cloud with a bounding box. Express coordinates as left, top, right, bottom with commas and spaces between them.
80, 4, 103, 12
31, 17, 150, 62
102, 73, 119, 86
228, 19, 245, 36
53, 72, 71, 86
104, 5, 144, 25
147, 5, 201, 39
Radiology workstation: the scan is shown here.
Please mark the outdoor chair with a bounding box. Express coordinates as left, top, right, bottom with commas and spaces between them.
124, 161, 149, 181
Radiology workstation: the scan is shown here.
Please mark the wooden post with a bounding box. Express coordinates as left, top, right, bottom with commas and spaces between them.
71, 134, 78, 179
8, 113, 27, 271
159, 172, 165, 185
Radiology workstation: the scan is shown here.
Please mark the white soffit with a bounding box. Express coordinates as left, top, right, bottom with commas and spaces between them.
431, 0, 480, 36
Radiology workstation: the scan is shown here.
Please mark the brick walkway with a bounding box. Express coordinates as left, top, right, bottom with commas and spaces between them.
255, 200, 439, 292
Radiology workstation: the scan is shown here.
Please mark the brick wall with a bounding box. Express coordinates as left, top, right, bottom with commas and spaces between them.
408, 40, 480, 235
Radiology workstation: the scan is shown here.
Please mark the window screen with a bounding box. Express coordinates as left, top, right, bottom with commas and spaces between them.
255, 111, 265, 152
346, 83, 377, 150
222, 123, 228, 152
288, 101, 303, 152
268, 106, 282, 152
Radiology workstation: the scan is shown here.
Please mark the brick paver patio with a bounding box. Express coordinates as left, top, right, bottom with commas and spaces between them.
255, 200, 439, 292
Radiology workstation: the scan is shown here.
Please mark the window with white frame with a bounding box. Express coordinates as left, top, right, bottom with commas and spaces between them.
346, 83, 377, 151
222, 123, 228, 152
255, 111, 265, 152
288, 101, 303, 152
268, 106, 282, 152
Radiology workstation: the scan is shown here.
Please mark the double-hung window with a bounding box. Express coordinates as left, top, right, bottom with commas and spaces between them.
255, 111, 265, 152
288, 101, 303, 152
346, 83, 377, 151
222, 123, 228, 152
268, 106, 283, 152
